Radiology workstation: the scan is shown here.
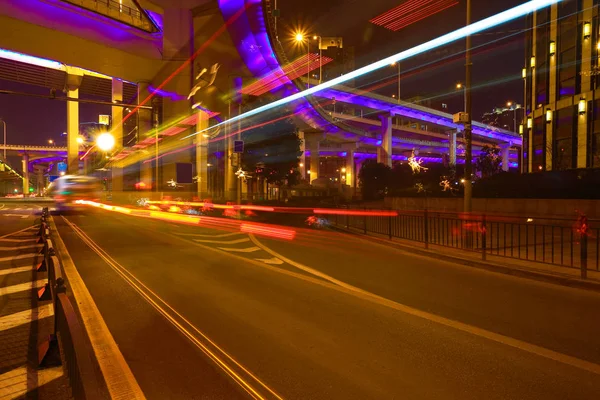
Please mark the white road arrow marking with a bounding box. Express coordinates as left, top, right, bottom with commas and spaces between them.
193, 238, 249, 244
255, 257, 283, 265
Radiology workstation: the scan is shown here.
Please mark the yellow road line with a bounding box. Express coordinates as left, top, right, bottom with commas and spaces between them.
48, 217, 146, 400
63, 217, 283, 400
248, 234, 600, 377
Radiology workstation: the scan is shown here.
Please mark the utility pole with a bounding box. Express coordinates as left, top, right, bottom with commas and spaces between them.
463, 0, 473, 214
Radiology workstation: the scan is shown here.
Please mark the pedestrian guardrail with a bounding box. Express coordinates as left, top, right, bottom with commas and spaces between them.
328, 210, 597, 279
37, 207, 108, 399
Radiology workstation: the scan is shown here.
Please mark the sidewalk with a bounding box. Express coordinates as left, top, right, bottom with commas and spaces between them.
0, 225, 72, 399
339, 226, 600, 292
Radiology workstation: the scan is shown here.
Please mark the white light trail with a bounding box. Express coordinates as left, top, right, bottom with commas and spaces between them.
183, 0, 560, 140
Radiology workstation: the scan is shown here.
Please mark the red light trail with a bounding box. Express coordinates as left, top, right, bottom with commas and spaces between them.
370, 0, 458, 31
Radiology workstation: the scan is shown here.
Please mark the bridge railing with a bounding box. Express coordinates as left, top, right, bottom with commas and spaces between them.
37, 208, 109, 399
59, 0, 156, 32
328, 209, 598, 279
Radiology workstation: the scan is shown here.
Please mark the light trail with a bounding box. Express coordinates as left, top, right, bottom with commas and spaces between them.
183, 0, 560, 140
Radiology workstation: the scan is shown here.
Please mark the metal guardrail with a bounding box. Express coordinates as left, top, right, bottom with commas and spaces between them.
37, 208, 107, 399
329, 210, 597, 279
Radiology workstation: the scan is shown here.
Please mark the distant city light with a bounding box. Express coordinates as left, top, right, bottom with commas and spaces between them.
76, 137, 84, 144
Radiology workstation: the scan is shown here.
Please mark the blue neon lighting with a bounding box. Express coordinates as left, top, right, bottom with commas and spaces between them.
184, 0, 560, 139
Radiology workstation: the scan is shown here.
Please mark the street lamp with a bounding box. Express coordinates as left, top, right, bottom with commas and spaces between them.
96, 132, 115, 152
313, 35, 323, 84
507, 101, 517, 133
48, 139, 54, 145
76, 136, 84, 144
456, 82, 466, 112
0, 119, 6, 162
391, 62, 400, 103
294, 32, 310, 89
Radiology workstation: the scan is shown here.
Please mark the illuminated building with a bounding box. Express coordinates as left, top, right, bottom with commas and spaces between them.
523, 0, 600, 172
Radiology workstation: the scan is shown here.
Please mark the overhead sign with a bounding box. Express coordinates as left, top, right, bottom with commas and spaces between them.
49, 176, 59, 182
99, 115, 110, 125
57, 162, 67, 173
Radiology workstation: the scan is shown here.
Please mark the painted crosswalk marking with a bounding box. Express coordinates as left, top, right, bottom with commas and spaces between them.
0, 304, 54, 332
217, 246, 260, 253
0, 266, 33, 276
0, 244, 42, 251
0, 253, 39, 263
0, 280, 47, 297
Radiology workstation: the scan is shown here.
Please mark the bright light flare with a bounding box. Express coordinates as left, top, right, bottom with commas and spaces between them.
241, 223, 296, 240
185, 0, 560, 140
96, 133, 115, 151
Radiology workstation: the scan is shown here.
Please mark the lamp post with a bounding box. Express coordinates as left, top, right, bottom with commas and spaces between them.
391, 62, 401, 103
464, 0, 473, 215
313, 35, 322, 84
1, 119, 6, 162
507, 101, 517, 133
456, 83, 466, 112
295, 33, 310, 89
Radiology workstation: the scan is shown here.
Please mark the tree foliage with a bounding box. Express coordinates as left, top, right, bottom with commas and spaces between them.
475, 145, 502, 178
358, 160, 392, 200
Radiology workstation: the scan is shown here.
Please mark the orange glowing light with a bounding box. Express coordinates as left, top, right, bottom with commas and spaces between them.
312, 209, 398, 217
240, 223, 296, 240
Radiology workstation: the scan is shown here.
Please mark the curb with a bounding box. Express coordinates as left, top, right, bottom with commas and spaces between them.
332, 227, 600, 293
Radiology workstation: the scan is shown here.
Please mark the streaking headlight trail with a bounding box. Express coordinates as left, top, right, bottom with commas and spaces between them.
183, 0, 560, 140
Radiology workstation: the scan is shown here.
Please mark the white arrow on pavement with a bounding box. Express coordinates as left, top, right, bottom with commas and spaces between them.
255, 257, 283, 265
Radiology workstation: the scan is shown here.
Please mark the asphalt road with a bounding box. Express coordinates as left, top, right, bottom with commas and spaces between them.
51, 207, 600, 399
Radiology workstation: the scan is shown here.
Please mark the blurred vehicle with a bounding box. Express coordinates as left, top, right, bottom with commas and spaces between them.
48, 175, 102, 212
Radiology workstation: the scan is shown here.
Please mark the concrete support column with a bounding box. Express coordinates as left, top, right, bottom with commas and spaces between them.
36, 167, 44, 195
65, 68, 82, 175
225, 101, 240, 201
378, 114, 392, 167
112, 78, 124, 192
298, 131, 307, 181
448, 130, 457, 166
137, 82, 153, 138
578, 105, 588, 168
21, 154, 29, 195
546, 112, 553, 170
304, 130, 323, 184
196, 110, 209, 198
343, 143, 358, 193
501, 144, 511, 172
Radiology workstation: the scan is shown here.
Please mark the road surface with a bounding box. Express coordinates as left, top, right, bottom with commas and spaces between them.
45, 205, 600, 399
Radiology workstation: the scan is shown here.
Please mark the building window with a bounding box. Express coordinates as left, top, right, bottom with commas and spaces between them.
558, 0, 579, 99
554, 106, 575, 170
532, 116, 545, 170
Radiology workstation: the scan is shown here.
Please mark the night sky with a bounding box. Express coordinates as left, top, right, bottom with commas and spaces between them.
0, 0, 527, 151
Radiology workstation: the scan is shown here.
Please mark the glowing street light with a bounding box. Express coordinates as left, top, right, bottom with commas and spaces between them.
48, 139, 54, 144
295, 33, 304, 42
76, 136, 84, 144
96, 132, 115, 151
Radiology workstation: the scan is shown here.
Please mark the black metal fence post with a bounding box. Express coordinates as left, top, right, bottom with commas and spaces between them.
424, 208, 429, 249
363, 213, 367, 234
481, 214, 487, 261
388, 215, 392, 239
581, 216, 588, 280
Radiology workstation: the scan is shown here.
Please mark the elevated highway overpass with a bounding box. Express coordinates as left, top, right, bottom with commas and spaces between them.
0, 0, 521, 200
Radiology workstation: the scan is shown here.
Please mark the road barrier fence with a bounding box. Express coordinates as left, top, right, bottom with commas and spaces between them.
329, 209, 597, 280
36, 207, 107, 399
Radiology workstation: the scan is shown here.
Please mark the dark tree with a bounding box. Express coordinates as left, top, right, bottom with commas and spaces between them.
475, 145, 502, 178
358, 160, 391, 200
